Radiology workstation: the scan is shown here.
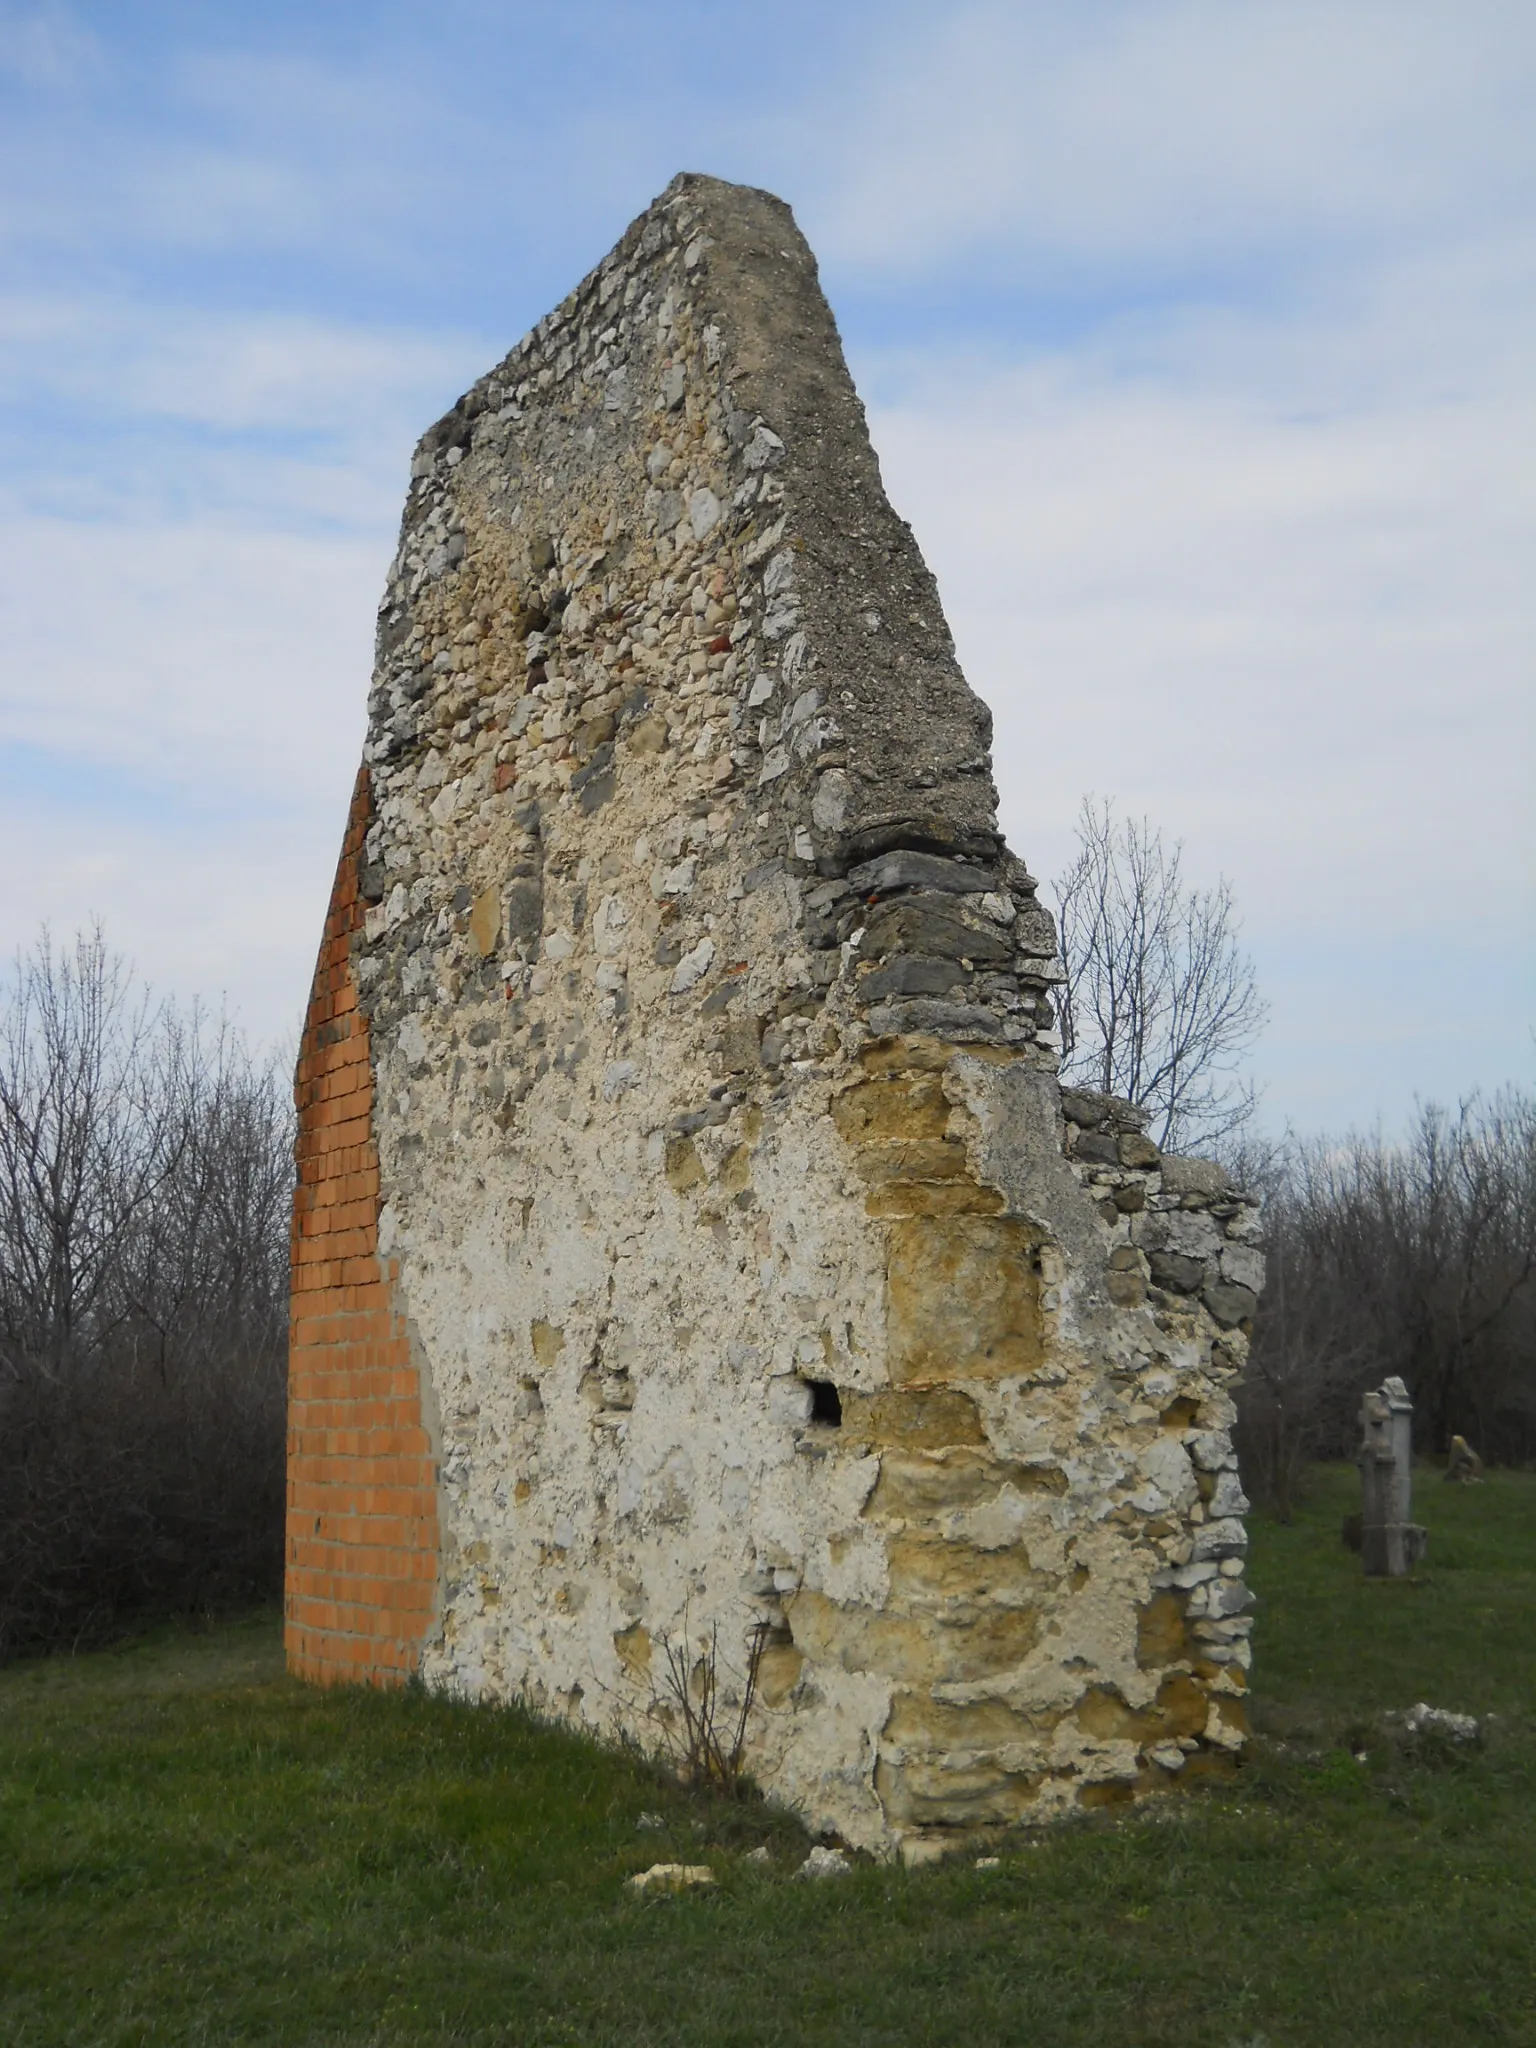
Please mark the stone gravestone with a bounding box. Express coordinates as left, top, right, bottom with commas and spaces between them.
1443, 1434, 1484, 1483
1357, 1376, 1427, 1576
285, 172, 1265, 1859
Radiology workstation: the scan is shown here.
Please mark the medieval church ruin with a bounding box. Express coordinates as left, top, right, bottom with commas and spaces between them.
287, 174, 1263, 1860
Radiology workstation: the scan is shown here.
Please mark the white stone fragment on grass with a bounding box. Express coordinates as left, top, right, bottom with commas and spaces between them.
1404, 1703, 1479, 1743
627, 1862, 716, 1893
796, 1845, 851, 1880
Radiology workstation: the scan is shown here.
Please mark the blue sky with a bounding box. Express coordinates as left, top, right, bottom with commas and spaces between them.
2, 0, 1532, 1133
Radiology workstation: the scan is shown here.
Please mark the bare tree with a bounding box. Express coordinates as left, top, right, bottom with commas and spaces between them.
0, 927, 293, 1659
1367, 1093, 1536, 1455
0, 927, 187, 1389
1053, 798, 1267, 1152
1231, 1134, 1391, 1518
1235, 1090, 1536, 1506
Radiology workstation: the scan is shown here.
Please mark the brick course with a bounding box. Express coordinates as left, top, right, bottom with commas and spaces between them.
284, 766, 439, 1684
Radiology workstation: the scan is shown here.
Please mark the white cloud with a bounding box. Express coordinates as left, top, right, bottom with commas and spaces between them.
0, 795, 328, 1052
812, 0, 1536, 276
0, 514, 380, 786
0, 511, 384, 1042
0, 289, 494, 1044
863, 271, 1536, 1126
0, 292, 482, 448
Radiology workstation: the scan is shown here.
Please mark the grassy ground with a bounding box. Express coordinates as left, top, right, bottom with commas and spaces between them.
2, 1465, 1533, 2048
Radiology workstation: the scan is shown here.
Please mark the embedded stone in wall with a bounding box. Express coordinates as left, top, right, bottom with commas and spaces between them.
286, 172, 1264, 1860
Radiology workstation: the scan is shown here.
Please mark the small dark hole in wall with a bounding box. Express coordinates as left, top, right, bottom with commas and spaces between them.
807, 1380, 842, 1427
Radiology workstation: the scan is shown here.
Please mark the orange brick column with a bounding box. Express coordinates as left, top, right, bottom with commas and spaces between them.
285, 766, 440, 1684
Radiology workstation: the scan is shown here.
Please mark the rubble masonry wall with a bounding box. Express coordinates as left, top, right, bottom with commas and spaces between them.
286, 173, 1262, 1860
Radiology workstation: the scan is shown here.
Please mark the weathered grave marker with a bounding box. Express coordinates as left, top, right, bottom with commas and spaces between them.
1357, 1376, 1427, 1575
1443, 1434, 1484, 1483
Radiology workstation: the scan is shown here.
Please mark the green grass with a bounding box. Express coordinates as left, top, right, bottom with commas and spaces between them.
2, 1466, 1533, 2047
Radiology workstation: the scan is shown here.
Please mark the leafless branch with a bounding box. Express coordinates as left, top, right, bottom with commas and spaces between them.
1053, 798, 1267, 1152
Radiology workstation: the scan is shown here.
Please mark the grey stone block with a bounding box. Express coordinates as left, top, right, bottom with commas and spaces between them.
847, 849, 994, 898
1202, 1280, 1258, 1328
1149, 1250, 1207, 1294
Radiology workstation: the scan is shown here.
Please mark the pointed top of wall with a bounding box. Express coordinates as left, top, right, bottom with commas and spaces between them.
394, 171, 1007, 879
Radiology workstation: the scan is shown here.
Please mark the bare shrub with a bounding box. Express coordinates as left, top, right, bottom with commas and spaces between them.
0, 928, 292, 1658
652, 1618, 772, 1796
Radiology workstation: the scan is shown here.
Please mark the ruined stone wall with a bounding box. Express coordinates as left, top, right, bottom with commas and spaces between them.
286, 173, 1262, 1859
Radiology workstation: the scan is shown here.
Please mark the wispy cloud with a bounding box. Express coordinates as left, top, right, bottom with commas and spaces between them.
0, 292, 485, 456
812, 0, 1536, 280
865, 293, 1535, 1121
0, 3, 101, 90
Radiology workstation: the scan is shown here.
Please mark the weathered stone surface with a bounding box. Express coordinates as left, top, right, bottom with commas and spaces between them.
1358, 1376, 1426, 1577
848, 850, 996, 898
1160, 1154, 1231, 1196
1072, 1131, 1122, 1165
875, 1755, 1039, 1828
861, 956, 973, 1001
790, 1587, 1039, 1683
864, 1449, 1066, 1519
1149, 1250, 1207, 1294
884, 1534, 1040, 1607
862, 895, 1015, 968
1202, 1280, 1258, 1328
286, 172, 1263, 1861
886, 1217, 1043, 1381
840, 1387, 988, 1452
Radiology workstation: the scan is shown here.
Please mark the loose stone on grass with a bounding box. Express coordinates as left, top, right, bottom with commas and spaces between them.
627, 1863, 717, 1894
